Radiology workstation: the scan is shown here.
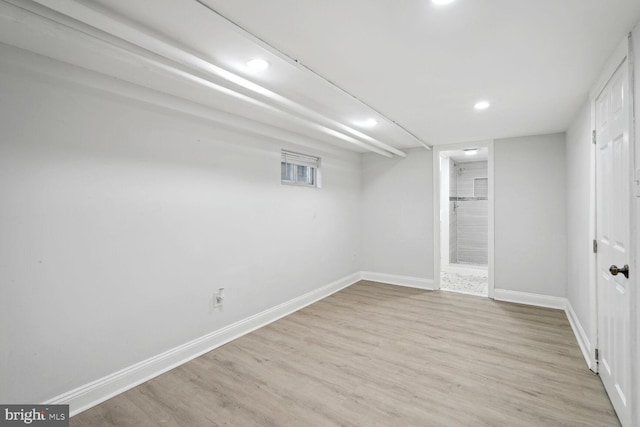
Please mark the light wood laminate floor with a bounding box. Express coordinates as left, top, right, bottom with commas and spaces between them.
71, 281, 619, 426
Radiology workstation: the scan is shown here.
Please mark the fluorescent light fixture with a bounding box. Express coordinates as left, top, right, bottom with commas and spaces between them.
432, 0, 455, 5
355, 118, 378, 128
246, 58, 270, 72
474, 101, 490, 110
464, 148, 478, 156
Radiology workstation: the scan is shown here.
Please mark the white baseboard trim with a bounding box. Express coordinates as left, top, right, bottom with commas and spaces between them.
493, 289, 566, 310
565, 300, 592, 369
360, 271, 434, 290
47, 272, 361, 417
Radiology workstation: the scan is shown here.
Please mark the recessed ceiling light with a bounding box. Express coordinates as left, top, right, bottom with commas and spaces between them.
355, 118, 378, 128
464, 148, 478, 156
432, 0, 455, 5
246, 58, 270, 72
474, 101, 490, 110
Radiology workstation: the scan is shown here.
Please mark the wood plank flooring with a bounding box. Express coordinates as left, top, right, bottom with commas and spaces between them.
71, 281, 619, 426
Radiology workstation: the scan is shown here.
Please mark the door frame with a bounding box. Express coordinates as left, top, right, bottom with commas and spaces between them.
432, 140, 495, 298
589, 33, 638, 425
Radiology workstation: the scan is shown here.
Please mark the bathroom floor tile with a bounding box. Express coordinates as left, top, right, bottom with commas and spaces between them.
441, 271, 488, 296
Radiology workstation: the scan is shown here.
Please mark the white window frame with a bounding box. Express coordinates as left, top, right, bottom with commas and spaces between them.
281, 150, 321, 188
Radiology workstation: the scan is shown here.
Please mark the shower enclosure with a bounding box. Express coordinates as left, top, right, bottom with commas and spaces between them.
439, 148, 489, 296
448, 159, 488, 266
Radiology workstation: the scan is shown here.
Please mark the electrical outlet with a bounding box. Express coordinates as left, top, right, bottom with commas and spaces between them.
214, 288, 225, 307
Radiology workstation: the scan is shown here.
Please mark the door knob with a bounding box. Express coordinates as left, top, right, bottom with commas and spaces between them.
609, 264, 629, 279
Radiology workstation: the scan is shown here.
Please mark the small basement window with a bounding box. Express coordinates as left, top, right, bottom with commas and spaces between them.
281, 150, 321, 188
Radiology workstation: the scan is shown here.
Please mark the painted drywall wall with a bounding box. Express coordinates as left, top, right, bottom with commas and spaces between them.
565, 102, 592, 338
494, 133, 567, 297
361, 149, 433, 280
0, 62, 361, 404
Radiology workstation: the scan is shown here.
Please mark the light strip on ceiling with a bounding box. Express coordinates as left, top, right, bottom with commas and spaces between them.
195, 0, 431, 151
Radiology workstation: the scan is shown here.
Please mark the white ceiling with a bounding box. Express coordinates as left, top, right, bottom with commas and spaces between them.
5, 0, 640, 155
200, 0, 640, 145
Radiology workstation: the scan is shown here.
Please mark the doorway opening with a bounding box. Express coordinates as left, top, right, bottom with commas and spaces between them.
437, 146, 491, 297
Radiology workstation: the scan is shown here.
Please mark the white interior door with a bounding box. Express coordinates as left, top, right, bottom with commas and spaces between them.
595, 59, 632, 426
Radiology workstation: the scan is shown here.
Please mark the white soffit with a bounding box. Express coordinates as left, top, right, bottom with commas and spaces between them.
0, 0, 422, 157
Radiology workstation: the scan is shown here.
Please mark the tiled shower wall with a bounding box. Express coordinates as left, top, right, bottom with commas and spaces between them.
450, 160, 488, 266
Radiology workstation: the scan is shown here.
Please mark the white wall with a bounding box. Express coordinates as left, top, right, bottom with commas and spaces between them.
0, 62, 362, 404
362, 137, 567, 298
494, 133, 567, 297
361, 149, 433, 280
565, 102, 592, 338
